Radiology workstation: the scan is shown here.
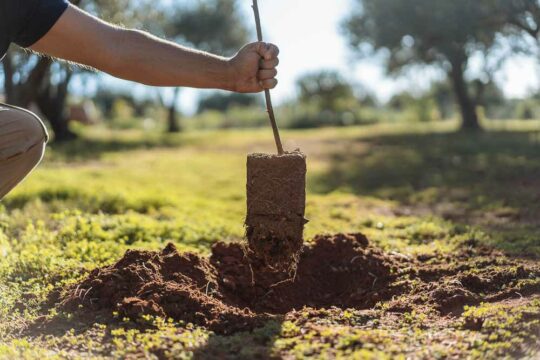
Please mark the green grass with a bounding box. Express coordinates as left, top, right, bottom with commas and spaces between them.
1, 120, 539, 358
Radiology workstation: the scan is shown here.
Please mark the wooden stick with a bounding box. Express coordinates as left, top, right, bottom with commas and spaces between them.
252, 0, 285, 155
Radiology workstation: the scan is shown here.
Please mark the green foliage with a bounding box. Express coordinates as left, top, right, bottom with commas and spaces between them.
343, 0, 502, 70
168, 0, 248, 56
515, 98, 540, 120
489, 0, 540, 44
189, 101, 382, 130
187, 106, 270, 130
197, 92, 261, 114
461, 300, 540, 358
389, 92, 441, 123
297, 70, 356, 111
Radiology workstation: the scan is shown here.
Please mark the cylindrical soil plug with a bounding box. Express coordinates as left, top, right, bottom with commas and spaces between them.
245, 151, 307, 271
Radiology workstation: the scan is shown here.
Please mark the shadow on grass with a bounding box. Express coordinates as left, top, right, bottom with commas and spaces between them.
3, 187, 172, 213
192, 320, 283, 360
48, 133, 189, 161
27, 306, 284, 359
311, 130, 540, 252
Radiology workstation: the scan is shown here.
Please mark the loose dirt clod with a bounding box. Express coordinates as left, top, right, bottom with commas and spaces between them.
59, 233, 540, 335
245, 151, 307, 271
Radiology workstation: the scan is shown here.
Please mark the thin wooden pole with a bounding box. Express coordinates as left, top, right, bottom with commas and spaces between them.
252, 0, 285, 155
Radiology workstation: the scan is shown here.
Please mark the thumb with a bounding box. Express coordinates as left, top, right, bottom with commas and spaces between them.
254, 42, 279, 60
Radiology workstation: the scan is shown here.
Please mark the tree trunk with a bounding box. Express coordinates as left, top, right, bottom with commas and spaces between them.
2, 52, 51, 107
167, 88, 181, 133
2, 51, 76, 141
3, 54, 15, 103
45, 109, 76, 142
449, 59, 481, 131
36, 69, 76, 142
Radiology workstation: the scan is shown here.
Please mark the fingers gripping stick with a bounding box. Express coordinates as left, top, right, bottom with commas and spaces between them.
252, 0, 284, 155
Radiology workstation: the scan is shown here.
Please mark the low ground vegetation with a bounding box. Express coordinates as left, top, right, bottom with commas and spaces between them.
1, 121, 539, 358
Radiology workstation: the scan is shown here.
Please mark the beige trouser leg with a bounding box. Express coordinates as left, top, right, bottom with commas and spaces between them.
0, 104, 48, 200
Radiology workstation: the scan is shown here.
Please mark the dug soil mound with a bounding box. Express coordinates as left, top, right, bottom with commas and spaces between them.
59, 234, 540, 334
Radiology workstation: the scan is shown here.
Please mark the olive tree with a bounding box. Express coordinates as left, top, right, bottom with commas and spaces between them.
343, 0, 507, 130
492, 0, 540, 40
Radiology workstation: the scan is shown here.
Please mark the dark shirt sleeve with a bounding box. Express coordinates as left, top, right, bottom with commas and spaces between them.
6, 0, 69, 48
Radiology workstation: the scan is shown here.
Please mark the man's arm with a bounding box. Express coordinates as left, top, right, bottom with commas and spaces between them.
29, 5, 279, 93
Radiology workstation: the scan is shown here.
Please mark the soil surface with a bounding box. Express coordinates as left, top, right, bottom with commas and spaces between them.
59, 234, 540, 335
245, 152, 307, 272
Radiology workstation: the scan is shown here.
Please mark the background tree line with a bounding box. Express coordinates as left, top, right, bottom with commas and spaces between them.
2, 0, 540, 140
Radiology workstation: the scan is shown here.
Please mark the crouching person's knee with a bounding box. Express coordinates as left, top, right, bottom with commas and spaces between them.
14, 109, 49, 150
0, 108, 48, 200
11, 109, 48, 167
0, 108, 48, 160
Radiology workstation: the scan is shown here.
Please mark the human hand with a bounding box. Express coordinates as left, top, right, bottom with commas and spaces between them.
227, 42, 279, 93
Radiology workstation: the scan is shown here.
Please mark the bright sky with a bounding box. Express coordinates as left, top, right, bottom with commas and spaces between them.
87, 0, 540, 115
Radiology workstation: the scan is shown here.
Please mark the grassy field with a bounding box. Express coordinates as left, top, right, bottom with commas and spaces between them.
1, 120, 540, 359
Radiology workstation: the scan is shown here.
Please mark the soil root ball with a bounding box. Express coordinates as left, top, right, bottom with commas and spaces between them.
245, 151, 307, 272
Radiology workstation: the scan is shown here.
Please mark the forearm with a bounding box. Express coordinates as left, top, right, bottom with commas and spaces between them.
107, 29, 234, 89
31, 5, 279, 93
30, 6, 235, 90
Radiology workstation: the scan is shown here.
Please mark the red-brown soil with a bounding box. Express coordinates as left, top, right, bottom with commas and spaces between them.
59, 234, 540, 334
